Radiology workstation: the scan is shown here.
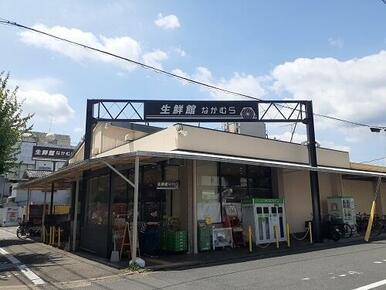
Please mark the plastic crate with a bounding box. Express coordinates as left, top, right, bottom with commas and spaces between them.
198, 223, 212, 251
164, 230, 187, 252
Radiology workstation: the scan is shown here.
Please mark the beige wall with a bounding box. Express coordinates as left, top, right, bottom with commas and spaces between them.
93, 123, 149, 155
97, 126, 178, 157
342, 179, 379, 215
279, 170, 352, 233
176, 126, 350, 168
97, 125, 351, 169
279, 169, 312, 233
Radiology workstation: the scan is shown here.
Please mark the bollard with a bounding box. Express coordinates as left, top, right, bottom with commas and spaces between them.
308, 221, 313, 244
286, 223, 291, 248
49, 226, 52, 245
248, 225, 253, 253
58, 227, 61, 248
274, 225, 279, 249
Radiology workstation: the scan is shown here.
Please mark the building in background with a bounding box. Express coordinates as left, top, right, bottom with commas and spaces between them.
0, 131, 74, 207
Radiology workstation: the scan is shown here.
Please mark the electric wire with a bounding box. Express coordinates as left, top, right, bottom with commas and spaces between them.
0, 18, 384, 130
358, 156, 386, 164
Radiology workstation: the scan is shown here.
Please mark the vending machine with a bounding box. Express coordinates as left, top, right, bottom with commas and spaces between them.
242, 198, 287, 245
327, 197, 356, 226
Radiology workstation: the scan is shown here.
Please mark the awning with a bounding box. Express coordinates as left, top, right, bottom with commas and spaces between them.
17, 150, 386, 191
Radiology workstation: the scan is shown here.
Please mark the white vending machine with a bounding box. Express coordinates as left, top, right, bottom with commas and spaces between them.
242, 198, 287, 245
327, 197, 356, 226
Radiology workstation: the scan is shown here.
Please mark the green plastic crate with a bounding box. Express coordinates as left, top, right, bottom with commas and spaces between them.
166, 231, 188, 252
160, 230, 168, 251
198, 223, 212, 251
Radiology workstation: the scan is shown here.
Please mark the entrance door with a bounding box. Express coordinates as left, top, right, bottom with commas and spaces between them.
80, 175, 110, 257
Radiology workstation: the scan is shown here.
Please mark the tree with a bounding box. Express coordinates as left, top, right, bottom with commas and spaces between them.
0, 72, 33, 175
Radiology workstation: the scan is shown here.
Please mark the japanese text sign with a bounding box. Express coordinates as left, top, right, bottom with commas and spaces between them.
143, 100, 259, 122
32, 145, 73, 160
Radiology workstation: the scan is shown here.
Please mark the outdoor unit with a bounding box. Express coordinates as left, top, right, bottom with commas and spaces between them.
327, 197, 356, 226
242, 198, 287, 245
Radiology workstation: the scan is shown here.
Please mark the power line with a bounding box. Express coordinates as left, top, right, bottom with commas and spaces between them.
359, 156, 386, 164
0, 18, 383, 130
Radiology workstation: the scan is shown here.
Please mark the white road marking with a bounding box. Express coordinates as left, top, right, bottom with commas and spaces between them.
353, 279, 386, 290
339, 274, 347, 277
373, 261, 383, 264
0, 247, 45, 285
301, 277, 310, 281
348, 271, 361, 275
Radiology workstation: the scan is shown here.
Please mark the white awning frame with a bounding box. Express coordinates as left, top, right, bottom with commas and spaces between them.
18, 149, 386, 190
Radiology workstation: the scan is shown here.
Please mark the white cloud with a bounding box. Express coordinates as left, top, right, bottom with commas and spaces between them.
11, 77, 75, 125
18, 89, 74, 124
19, 24, 141, 71
328, 37, 344, 48
155, 13, 181, 30
9, 77, 61, 92
142, 50, 168, 69
174, 47, 186, 57
192, 66, 266, 99
171, 68, 189, 85
271, 50, 386, 128
270, 131, 350, 152
271, 131, 307, 144
74, 127, 83, 133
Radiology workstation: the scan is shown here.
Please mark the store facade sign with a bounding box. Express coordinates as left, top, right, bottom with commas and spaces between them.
143, 100, 258, 122
32, 145, 73, 161
157, 181, 179, 190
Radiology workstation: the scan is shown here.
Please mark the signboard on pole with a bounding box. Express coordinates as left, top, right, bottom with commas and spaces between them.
143, 100, 258, 122
32, 145, 73, 161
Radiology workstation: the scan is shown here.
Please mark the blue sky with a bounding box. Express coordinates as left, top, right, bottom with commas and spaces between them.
1, 0, 386, 164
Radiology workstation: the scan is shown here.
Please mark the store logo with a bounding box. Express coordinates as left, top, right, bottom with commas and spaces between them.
240, 107, 257, 120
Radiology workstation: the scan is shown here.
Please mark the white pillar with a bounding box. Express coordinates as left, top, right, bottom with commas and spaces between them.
72, 178, 80, 252
26, 187, 31, 221
42, 191, 47, 242
192, 160, 198, 254
131, 156, 140, 263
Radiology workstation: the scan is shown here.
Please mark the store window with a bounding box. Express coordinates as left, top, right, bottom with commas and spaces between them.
220, 163, 248, 201
141, 165, 164, 222
248, 165, 273, 198
86, 175, 109, 225
197, 160, 220, 223
111, 170, 134, 221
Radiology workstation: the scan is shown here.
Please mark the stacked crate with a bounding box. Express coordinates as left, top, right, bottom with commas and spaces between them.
161, 230, 187, 253
198, 222, 212, 251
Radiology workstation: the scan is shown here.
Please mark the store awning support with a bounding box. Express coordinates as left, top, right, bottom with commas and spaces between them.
50, 183, 54, 215
42, 191, 47, 242
132, 156, 140, 264
101, 161, 135, 188
101, 158, 140, 264
192, 160, 198, 254
305, 101, 323, 243
72, 177, 80, 252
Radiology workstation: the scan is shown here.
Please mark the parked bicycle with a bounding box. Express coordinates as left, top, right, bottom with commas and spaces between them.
16, 222, 41, 239
322, 215, 353, 241
355, 213, 385, 237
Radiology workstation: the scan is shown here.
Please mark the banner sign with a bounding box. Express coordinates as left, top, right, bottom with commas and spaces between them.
143, 100, 259, 122
157, 181, 179, 190
32, 145, 73, 160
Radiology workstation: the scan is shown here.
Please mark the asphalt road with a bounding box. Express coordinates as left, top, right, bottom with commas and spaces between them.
2, 227, 386, 289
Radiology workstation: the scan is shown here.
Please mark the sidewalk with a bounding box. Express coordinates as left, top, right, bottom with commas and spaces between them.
0, 227, 126, 288
141, 233, 386, 270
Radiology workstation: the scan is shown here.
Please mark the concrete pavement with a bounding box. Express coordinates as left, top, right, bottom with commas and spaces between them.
0, 227, 125, 289
3, 226, 386, 289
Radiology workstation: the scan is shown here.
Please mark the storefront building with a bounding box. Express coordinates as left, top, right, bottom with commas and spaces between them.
19, 122, 386, 261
